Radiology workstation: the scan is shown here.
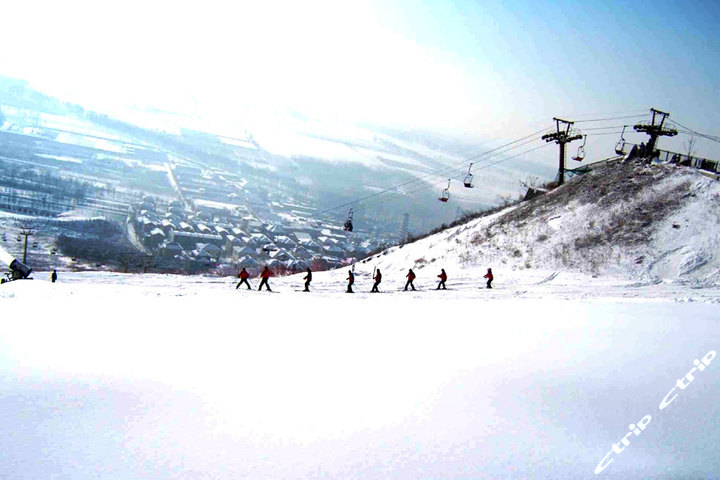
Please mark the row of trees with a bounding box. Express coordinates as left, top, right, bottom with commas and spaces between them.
0, 165, 94, 202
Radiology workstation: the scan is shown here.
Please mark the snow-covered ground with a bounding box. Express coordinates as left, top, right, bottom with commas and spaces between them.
2, 158, 719, 479
1, 269, 719, 479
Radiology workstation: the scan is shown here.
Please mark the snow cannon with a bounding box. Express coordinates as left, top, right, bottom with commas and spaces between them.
8, 258, 33, 280
0, 247, 33, 283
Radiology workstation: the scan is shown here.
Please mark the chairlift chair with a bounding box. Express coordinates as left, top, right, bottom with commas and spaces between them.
463, 163, 474, 188
572, 135, 587, 161
615, 126, 627, 155
439, 179, 451, 202
344, 208, 354, 232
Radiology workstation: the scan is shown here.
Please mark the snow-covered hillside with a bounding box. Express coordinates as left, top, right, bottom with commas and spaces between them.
2, 158, 720, 479
358, 158, 720, 286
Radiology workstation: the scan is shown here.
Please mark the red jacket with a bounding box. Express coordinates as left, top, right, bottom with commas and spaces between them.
347, 272, 354, 283
261, 269, 271, 279
239, 270, 249, 279
407, 272, 416, 281
484, 271, 493, 280
438, 272, 447, 281
374, 272, 382, 282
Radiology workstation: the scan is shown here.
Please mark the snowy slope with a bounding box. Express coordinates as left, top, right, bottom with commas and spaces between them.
346, 158, 720, 286
1, 275, 719, 480
2, 158, 720, 479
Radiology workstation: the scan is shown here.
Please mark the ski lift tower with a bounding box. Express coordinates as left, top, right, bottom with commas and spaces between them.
541, 118, 583, 186
633, 108, 677, 154
399, 213, 409, 243
18, 227, 34, 264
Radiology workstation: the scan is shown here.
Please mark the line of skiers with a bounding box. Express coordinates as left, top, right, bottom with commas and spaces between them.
235, 266, 493, 292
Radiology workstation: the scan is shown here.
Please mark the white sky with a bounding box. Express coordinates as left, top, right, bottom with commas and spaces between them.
1, 0, 718, 160
1, 1, 491, 133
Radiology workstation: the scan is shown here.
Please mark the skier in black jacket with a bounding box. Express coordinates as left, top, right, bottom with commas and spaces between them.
303, 268, 312, 292
346, 270, 355, 293
371, 269, 382, 293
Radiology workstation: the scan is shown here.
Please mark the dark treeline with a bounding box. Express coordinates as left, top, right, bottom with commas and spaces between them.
0, 165, 94, 202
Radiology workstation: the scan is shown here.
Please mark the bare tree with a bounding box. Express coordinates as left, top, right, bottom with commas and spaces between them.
498, 193, 513, 207
519, 175, 540, 190
684, 135, 697, 160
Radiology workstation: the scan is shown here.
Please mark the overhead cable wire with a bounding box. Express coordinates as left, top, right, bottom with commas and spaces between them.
667, 119, 720, 144
574, 114, 648, 123
564, 108, 649, 118
319, 126, 552, 215
579, 124, 634, 131
360, 143, 553, 210
324, 134, 545, 215
319, 109, 657, 217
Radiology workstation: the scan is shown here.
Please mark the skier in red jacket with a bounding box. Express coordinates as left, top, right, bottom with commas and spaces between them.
346, 270, 355, 293
404, 268, 416, 291
370, 269, 382, 293
436, 268, 447, 290
484, 268, 493, 289
258, 266, 272, 291
236, 267, 252, 290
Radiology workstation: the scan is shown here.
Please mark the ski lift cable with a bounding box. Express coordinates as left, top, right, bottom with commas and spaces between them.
563, 108, 650, 118
363, 143, 552, 209
667, 119, 720, 144
675, 130, 720, 142
361, 143, 553, 210
321, 110, 649, 216
320, 133, 545, 215
574, 114, 649, 123
584, 131, 630, 136
355, 135, 545, 207
580, 124, 634, 131
318, 127, 552, 215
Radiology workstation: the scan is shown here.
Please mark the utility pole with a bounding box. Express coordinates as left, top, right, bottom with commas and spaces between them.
541, 118, 583, 186
633, 108, 677, 154
19, 227, 33, 264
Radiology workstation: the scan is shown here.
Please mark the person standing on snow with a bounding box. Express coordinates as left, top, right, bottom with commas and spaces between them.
346, 270, 355, 293
303, 267, 312, 292
236, 267, 251, 290
404, 268, 416, 291
370, 269, 382, 293
51, 270, 58, 283
436, 268, 447, 290
484, 268, 494, 289
258, 266, 272, 291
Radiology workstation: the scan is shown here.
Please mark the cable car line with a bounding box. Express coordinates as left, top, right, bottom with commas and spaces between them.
574, 114, 648, 123
666, 119, 720, 144
318, 126, 552, 215
360, 143, 552, 210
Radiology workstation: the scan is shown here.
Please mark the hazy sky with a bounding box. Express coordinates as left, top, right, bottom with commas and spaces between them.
2, 0, 718, 158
